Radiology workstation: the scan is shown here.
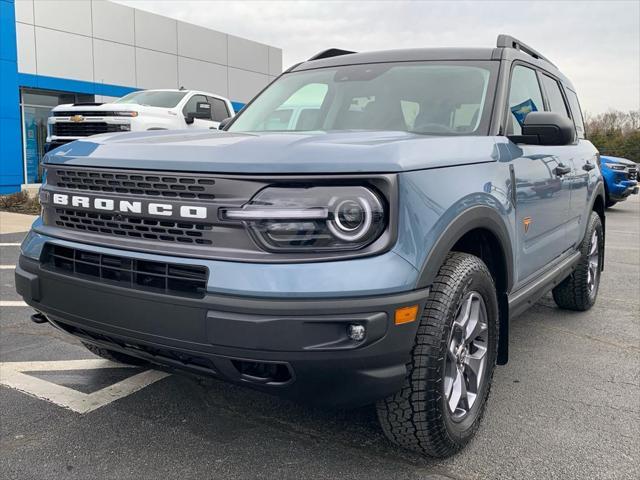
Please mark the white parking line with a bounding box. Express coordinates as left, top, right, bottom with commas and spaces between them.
0, 243, 21, 246
0, 265, 16, 270
0, 301, 28, 307
0, 359, 170, 414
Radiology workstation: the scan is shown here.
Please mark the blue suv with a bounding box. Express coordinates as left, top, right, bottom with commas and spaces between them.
16, 35, 605, 457
600, 155, 638, 207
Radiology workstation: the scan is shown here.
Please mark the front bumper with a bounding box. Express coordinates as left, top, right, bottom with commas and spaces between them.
16, 254, 427, 406
609, 181, 639, 201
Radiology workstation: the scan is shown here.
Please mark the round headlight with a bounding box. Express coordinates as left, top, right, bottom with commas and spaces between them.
328, 193, 379, 242
335, 199, 366, 231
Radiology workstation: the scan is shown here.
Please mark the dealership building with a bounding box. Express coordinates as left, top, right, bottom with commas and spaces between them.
0, 0, 282, 193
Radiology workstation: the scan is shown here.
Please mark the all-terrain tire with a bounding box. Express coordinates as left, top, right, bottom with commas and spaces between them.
82, 342, 148, 366
552, 212, 603, 311
376, 252, 498, 457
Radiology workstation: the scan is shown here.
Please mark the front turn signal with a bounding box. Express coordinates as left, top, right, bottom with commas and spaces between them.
395, 305, 419, 325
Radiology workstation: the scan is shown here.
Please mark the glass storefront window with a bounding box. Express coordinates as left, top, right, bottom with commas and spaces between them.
20, 88, 95, 184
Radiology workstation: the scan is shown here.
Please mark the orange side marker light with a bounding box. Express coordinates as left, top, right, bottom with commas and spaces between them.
395, 305, 419, 325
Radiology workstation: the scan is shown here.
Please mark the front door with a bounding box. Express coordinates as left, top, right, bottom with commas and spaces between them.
507, 65, 573, 285
183, 94, 217, 129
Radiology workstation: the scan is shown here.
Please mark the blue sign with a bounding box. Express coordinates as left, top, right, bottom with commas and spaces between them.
510, 98, 538, 126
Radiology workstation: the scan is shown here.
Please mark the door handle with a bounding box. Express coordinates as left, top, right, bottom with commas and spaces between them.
554, 163, 572, 176
582, 162, 595, 172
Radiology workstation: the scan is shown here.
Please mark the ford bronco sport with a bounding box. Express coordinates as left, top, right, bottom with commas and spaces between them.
16, 35, 605, 457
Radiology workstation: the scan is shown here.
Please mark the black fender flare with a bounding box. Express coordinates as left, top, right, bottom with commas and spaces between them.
590, 180, 606, 216
415, 205, 514, 365
416, 205, 514, 293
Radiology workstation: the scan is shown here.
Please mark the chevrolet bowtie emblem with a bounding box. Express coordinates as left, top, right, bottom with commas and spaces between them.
70, 115, 85, 123
523, 217, 532, 233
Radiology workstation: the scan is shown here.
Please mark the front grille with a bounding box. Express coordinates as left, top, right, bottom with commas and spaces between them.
628, 168, 637, 181
54, 208, 213, 245
52, 168, 217, 200
43, 244, 208, 297
52, 122, 124, 137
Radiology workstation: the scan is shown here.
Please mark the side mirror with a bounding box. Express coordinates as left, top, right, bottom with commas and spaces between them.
513, 111, 576, 146
218, 117, 232, 130
185, 102, 212, 124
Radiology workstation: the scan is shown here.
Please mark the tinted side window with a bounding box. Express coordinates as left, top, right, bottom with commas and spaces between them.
565, 89, 585, 139
540, 75, 569, 116
508, 65, 544, 135
210, 97, 230, 122
183, 95, 211, 119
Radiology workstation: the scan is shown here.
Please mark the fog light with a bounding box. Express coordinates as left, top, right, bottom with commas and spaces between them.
348, 324, 366, 341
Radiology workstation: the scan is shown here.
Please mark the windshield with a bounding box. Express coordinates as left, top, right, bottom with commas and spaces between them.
114, 91, 187, 108
229, 61, 496, 135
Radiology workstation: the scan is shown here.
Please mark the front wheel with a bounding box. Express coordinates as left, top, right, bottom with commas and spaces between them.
376, 252, 498, 457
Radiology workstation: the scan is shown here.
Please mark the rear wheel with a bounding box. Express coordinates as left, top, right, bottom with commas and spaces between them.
552, 212, 603, 311
82, 342, 148, 366
376, 252, 498, 457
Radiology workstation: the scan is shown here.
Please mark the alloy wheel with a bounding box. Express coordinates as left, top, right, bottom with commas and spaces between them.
444, 291, 489, 420
587, 229, 600, 297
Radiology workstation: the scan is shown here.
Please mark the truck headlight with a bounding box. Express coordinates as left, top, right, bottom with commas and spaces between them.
221, 186, 386, 252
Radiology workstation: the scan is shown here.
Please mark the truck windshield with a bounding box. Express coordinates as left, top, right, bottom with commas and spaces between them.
114, 91, 187, 108
228, 61, 496, 135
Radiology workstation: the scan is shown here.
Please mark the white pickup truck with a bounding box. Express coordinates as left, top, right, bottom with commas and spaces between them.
46, 89, 234, 151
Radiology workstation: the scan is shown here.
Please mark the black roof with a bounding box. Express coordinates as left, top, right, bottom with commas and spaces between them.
293, 48, 497, 71
292, 35, 573, 89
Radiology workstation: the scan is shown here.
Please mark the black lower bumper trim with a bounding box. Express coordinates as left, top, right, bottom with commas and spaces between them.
16, 255, 427, 406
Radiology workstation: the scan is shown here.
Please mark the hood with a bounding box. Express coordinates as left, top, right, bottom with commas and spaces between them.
45, 130, 499, 174
52, 103, 136, 112
601, 155, 636, 167
51, 102, 171, 116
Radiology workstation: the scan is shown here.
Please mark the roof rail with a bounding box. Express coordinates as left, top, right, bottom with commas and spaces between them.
496, 34, 556, 67
307, 48, 356, 62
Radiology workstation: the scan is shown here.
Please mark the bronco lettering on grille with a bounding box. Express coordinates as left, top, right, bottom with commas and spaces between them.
51, 193, 207, 219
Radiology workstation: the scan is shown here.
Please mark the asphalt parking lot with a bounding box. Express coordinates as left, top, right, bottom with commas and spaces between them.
1, 196, 638, 480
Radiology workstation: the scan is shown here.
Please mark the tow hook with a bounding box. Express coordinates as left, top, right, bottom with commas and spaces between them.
30, 312, 48, 324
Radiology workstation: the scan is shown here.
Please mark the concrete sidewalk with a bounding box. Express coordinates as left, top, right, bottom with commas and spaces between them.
0, 211, 36, 235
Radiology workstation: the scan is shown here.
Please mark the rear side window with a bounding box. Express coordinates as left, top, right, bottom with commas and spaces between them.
540, 75, 569, 117
508, 65, 544, 135
210, 97, 230, 122
565, 89, 585, 139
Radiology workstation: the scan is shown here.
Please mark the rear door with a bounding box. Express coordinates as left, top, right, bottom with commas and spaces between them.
507, 65, 573, 284
209, 96, 232, 127
561, 87, 598, 247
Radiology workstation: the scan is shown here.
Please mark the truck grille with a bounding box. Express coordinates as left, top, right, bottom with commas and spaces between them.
54, 208, 213, 245
53, 168, 216, 200
43, 244, 208, 298
628, 167, 637, 181
52, 122, 124, 137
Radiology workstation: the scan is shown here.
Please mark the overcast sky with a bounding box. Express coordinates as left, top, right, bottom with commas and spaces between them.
116, 0, 639, 115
